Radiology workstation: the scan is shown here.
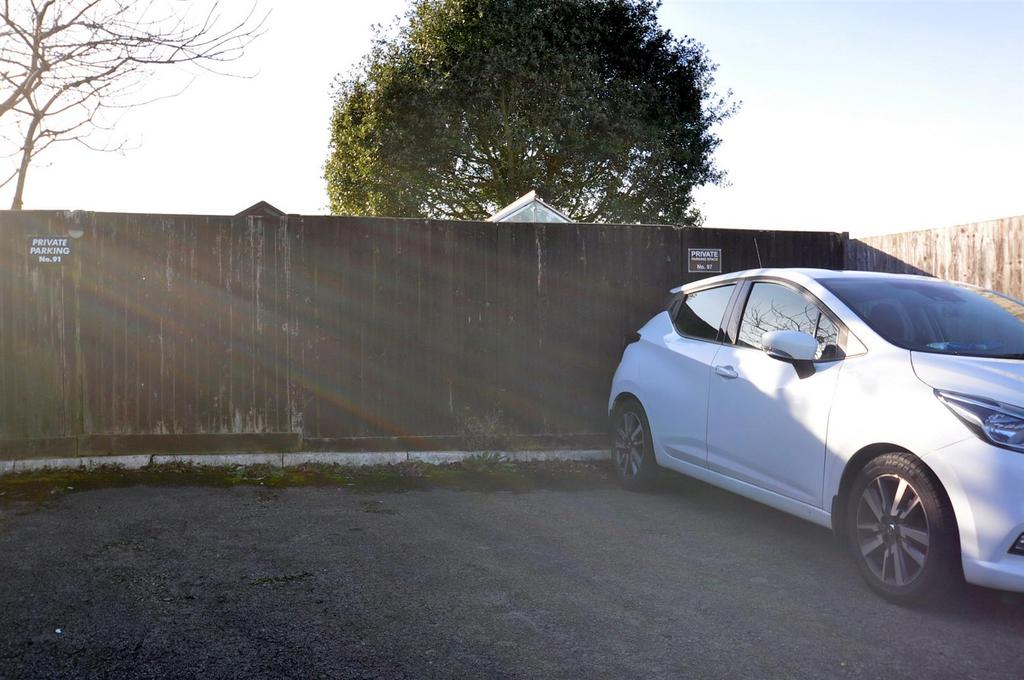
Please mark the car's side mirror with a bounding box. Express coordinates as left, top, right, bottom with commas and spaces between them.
761, 330, 818, 362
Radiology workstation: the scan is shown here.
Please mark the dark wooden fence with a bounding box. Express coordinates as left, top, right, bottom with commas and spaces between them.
846, 215, 1024, 299
0, 211, 845, 457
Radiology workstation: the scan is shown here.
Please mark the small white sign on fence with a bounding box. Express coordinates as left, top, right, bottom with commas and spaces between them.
29, 236, 71, 264
688, 247, 721, 273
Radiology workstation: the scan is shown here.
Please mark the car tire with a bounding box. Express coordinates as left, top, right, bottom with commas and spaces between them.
844, 452, 961, 603
611, 399, 660, 491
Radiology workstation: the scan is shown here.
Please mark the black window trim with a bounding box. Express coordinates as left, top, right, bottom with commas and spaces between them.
668, 280, 743, 345
725, 276, 854, 363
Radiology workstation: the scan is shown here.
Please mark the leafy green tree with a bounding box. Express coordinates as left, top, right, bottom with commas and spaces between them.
325, 0, 734, 225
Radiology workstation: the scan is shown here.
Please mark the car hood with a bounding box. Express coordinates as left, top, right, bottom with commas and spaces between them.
912, 351, 1024, 406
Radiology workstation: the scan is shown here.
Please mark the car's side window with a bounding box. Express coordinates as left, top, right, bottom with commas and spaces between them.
673, 284, 736, 342
737, 282, 840, 360
814, 312, 841, 361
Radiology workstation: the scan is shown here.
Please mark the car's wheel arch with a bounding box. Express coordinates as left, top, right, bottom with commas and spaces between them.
609, 391, 642, 416
609, 391, 657, 446
831, 443, 958, 543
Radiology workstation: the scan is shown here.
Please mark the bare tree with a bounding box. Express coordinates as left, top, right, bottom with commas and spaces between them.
0, 0, 266, 208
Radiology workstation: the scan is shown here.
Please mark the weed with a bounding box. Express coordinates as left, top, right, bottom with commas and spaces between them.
458, 451, 512, 472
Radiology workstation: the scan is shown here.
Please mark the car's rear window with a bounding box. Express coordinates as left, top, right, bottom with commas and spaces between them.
673, 284, 735, 342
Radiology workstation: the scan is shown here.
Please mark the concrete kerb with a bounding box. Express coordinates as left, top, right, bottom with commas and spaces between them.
283, 452, 407, 467
151, 453, 285, 468
11, 455, 152, 474
0, 449, 610, 476
505, 449, 608, 462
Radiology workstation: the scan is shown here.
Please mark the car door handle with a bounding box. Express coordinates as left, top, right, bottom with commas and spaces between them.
714, 365, 738, 379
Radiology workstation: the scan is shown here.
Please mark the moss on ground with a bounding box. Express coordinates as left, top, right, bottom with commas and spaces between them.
0, 459, 611, 507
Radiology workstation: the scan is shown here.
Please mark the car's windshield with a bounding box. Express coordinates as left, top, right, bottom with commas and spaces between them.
820, 277, 1024, 358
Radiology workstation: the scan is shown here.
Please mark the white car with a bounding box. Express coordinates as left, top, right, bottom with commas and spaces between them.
609, 268, 1024, 601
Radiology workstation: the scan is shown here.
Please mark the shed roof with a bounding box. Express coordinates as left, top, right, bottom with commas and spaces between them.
236, 201, 286, 218
487, 190, 571, 223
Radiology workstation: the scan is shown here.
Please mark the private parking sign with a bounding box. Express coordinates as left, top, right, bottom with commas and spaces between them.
687, 248, 721, 273
29, 236, 71, 264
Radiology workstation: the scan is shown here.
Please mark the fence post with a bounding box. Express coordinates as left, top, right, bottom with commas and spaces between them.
65, 211, 86, 453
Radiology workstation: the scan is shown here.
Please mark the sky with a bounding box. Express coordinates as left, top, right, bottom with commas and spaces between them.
1, 0, 1021, 236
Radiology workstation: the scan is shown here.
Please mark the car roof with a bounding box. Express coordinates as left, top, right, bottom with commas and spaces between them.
673, 268, 938, 294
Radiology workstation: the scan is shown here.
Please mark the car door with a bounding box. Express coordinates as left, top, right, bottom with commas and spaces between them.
705, 280, 843, 507
644, 283, 737, 467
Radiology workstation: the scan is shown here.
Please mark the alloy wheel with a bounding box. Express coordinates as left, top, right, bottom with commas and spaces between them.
855, 473, 931, 587
614, 411, 645, 478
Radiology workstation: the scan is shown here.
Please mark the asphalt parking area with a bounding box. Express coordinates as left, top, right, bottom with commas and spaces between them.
1, 462, 1023, 679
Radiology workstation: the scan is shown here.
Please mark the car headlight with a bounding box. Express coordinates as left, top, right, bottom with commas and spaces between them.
936, 390, 1024, 452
